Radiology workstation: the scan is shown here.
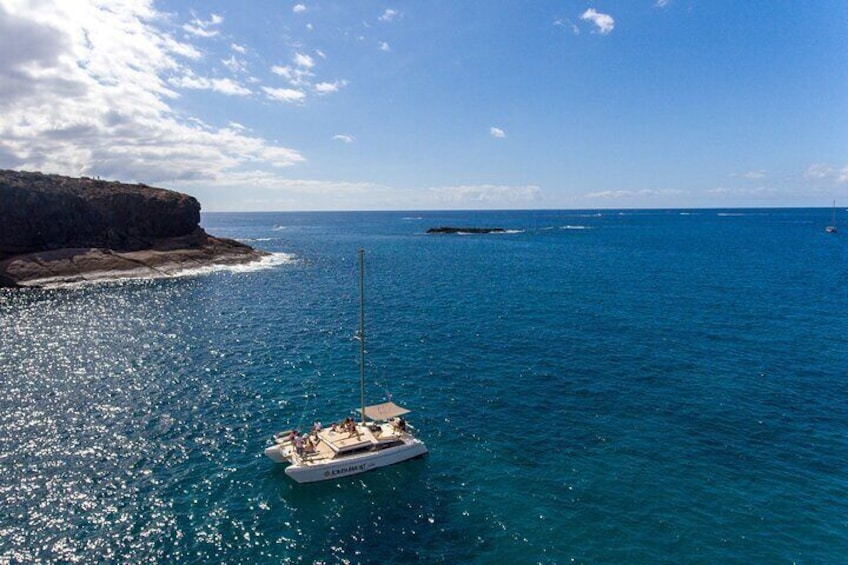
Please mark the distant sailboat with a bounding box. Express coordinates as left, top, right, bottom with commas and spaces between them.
826, 201, 838, 233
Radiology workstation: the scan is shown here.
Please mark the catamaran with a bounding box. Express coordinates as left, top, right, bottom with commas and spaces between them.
264, 249, 428, 483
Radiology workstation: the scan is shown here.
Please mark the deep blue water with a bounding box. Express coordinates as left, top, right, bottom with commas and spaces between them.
1, 209, 847, 564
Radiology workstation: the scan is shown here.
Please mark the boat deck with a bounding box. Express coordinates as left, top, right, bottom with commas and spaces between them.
295, 423, 403, 466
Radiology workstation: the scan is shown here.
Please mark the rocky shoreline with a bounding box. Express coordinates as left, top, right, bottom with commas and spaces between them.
0, 170, 268, 288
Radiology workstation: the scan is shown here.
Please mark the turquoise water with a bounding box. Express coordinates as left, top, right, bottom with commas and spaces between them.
1, 209, 847, 563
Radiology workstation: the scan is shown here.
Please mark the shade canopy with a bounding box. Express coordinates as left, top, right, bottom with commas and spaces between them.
357, 401, 411, 421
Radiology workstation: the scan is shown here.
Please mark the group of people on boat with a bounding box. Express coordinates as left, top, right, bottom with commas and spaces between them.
330, 417, 361, 438
281, 414, 410, 460
286, 428, 319, 458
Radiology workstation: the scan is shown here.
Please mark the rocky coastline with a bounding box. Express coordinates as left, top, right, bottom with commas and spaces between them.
0, 170, 268, 288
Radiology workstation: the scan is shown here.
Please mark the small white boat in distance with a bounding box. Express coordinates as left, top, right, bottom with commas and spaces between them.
826, 200, 838, 233
264, 249, 428, 483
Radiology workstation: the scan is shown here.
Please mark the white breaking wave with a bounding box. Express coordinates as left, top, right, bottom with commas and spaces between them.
175, 252, 295, 277
562, 225, 590, 230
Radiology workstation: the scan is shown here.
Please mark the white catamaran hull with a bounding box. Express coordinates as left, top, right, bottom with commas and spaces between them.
268, 439, 427, 483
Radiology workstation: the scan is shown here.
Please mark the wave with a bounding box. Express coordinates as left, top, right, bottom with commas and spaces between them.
562, 225, 590, 230
272, 225, 287, 231
401, 216, 423, 221
239, 237, 277, 242
175, 252, 295, 276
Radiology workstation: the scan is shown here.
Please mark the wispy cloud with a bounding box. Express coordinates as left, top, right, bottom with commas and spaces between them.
805, 163, 848, 184
490, 127, 506, 139
170, 74, 252, 96
183, 13, 223, 38
293, 4, 307, 14
332, 134, 355, 143
580, 8, 615, 35
379, 41, 391, 52
554, 18, 580, 35
428, 184, 541, 205
586, 189, 684, 199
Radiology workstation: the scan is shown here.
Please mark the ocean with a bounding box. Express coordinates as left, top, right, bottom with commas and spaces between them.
1, 209, 846, 564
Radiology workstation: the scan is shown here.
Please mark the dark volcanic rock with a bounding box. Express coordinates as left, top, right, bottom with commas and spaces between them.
426, 226, 506, 234
0, 170, 267, 287
0, 170, 200, 257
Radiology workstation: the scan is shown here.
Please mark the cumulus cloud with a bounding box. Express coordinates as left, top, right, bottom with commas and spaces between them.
580, 8, 615, 35
379, 41, 391, 52
293, 4, 306, 14
314, 79, 348, 95
490, 127, 506, 138
0, 0, 304, 183
262, 86, 306, 103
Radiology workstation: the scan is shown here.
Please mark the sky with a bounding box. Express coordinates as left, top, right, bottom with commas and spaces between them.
0, 0, 846, 211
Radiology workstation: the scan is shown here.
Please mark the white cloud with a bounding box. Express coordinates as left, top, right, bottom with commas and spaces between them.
231, 43, 247, 54
0, 0, 304, 183
586, 189, 683, 199
428, 184, 541, 204
222, 54, 247, 74
743, 170, 766, 179
805, 163, 848, 184
170, 74, 252, 96
580, 8, 615, 35
262, 86, 306, 103
332, 134, 355, 143
379, 41, 391, 52
293, 4, 307, 14
379, 9, 401, 22
490, 127, 506, 139
294, 52, 315, 69
183, 13, 224, 38
655, 0, 670, 7
271, 52, 345, 99
805, 163, 834, 180
314, 80, 348, 94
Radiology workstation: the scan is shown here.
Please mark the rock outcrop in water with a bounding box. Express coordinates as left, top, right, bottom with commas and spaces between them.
0, 170, 267, 287
426, 226, 506, 234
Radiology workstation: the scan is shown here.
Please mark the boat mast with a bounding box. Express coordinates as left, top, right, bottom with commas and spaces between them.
358, 248, 367, 424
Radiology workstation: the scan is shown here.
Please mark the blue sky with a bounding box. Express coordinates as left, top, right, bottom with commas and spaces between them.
1, 0, 845, 211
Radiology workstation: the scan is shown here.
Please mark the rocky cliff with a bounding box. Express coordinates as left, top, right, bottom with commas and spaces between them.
0, 170, 267, 287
